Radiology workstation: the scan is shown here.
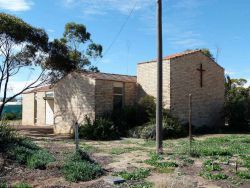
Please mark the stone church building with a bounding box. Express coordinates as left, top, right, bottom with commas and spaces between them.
22, 50, 225, 134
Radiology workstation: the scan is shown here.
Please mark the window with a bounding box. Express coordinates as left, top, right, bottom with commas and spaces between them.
113, 82, 123, 109
45, 92, 54, 98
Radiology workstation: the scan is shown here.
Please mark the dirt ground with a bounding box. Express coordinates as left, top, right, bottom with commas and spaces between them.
0, 127, 249, 188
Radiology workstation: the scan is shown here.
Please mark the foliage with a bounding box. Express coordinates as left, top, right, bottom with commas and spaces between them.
145, 152, 178, 172
27, 150, 55, 169
0, 181, 7, 188
0, 13, 49, 117
200, 159, 228, 180
62, 150, 103, 182
0, 122, 54, 169
45, 22, 102, 80
2, 112, 20, 120
12, 182, 31, 188
0, 122, 19, 151
236, 171, 250, 179
114, 168, 150, 180
224, 76, 250, 131
130, 182, 153, 188
131, 111, 186, 140
78, 116, 119, 140
175, 135, 250, 157
110, 147, 141, 155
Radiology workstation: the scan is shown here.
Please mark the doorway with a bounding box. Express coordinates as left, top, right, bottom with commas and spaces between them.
45, 99, 54, 125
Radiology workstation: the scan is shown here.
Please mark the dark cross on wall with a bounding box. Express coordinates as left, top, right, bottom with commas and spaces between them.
197, 63, 205, 87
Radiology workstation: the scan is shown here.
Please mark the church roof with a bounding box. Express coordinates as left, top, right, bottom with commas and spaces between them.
23, 85, 53, 94
80, 71, 137, 83
138, 50, 201, 65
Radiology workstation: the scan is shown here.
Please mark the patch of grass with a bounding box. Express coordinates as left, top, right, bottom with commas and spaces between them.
80, 143, 99, 153
113, 168, 150, 180
236, 171, 250, 179
145, 152, 178, 168
175, 136, 250, 157
110, 147, 141, 155
202, 160, 222, 172
200, 171, 228, 180
200, 159, 228, 180
240, 155, 250, 169
0, 181, 7, 188
140, 140, 155, 148
27, 150, 55, 169
131, 181, 153, 188
62, 150, 103, 182
13, 182, 31, 188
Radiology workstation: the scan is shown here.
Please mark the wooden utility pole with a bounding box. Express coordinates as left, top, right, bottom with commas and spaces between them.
189, 94, 192, 155
75, 122, 79, 151
156, 0, 163, 154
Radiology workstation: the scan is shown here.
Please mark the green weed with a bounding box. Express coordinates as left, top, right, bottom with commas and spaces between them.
113, 168, 150, 180
62, 150, 103, 182
13, 182, 31, 188
27, 150, 55, 169
236, 171, 250, 179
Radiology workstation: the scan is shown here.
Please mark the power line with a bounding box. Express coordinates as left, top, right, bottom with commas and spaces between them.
94, 0, 138, 65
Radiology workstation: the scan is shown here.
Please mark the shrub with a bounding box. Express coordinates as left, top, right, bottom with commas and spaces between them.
131, 112, 186, 140
12, 182, 31, 188
3, 112, 18, 120
113, 168, 150, 180
0, 123, 19, 151
7, 145, 35, 164
0, 181, 7, 188
27, 150, 55, 169
62, 150, 103, 182
78, 116, 119, 140
224, 77, 250, 131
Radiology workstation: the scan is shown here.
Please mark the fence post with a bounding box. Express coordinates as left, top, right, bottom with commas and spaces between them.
189, 94, 192, 155
75, 122, 79, 151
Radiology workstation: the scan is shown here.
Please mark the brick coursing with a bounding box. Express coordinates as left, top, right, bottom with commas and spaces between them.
137, 59, 171, 109
137, 51, 225, 127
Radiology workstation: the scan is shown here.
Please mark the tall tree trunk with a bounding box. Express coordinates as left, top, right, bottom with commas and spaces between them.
0, 68, 9, 119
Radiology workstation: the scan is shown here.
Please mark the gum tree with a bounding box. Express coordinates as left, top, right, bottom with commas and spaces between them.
0, 13, 49, 117
44, 22, 103, 81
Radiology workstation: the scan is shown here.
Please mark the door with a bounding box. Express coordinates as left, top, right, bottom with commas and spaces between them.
45, 99, 54, 125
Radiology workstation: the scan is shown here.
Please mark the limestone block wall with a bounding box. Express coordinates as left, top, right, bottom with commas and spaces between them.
22, 93, 35, 125
54, 72, 96, 134
124, 82, 137, 106
137, 60, 171, 108
170, 52, 225, 127
36, 92, 46, 126
95, 80, 137, 116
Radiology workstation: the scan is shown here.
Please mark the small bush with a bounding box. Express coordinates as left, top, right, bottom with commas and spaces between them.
3, 112, 18, 120
7, 146, 35, 164
0, 123, 19, 151
13, 182, 31, 188
27, 150, 55, 169
78, 116, 119, 140
236, 171, 250, 179
131, 112, 186, 140
0, 181, 7, 188
114, 168, 150, 180
62, 150, 103, 182
145, 152, 178, 170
